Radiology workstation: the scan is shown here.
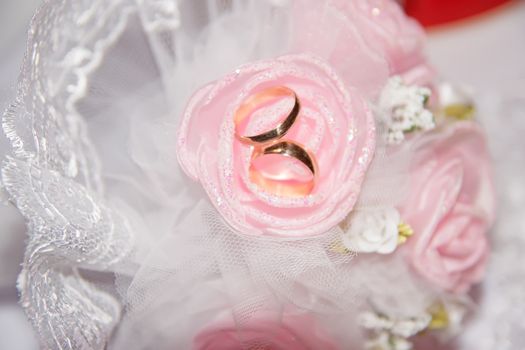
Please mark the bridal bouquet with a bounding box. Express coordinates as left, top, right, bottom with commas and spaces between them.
1, 0, 496, 349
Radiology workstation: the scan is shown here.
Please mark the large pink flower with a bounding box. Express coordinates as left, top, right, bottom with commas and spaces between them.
292, 0, 434, 95
177, 54, 375, 238
192, 309, 339, 350
344, 0, 435, 85
399, 122, 496, 293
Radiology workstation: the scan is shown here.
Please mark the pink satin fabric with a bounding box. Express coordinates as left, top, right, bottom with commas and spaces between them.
192, 309, 340, 350
399, 122, 496, 293
291, 0, 435, 96
177, 54, 376, 238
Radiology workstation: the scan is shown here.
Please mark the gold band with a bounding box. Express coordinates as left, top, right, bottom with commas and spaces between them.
234, 85, 318, 197
234, 86, 300, 145
249, 141, 318, 197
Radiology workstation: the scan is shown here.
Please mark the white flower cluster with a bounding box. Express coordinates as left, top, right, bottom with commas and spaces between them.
359, 299, 468, 350
359, 311, 431, 350
378, 76, 435, 144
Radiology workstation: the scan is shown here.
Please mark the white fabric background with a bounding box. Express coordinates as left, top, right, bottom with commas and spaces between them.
0, 1, 523, 349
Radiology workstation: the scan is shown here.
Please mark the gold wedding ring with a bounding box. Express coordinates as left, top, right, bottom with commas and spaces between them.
234, 86, 318, 197
249, 141, 318, 197
234, 86, 300, 145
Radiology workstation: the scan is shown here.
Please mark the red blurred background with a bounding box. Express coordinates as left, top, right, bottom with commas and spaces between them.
401, 0, 513, 27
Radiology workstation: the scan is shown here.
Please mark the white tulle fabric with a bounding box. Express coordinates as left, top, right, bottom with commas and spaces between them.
1, 0, 524, 349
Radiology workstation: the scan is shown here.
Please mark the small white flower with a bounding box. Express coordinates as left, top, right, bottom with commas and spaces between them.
341, 208, 400, 254
378, 76, 435, 144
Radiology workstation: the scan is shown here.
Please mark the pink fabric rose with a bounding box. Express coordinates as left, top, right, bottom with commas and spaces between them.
399, 122, 496, 293
177, 54, 375, 238
344, 0, 435, 85
192, 309, 339, 350
292, 0, 434, 95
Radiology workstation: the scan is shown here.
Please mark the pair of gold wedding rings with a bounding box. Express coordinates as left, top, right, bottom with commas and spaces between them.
234, 86, 318, 197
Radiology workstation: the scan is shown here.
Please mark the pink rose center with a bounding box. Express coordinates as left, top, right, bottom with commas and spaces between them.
432, 205, 487, 274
